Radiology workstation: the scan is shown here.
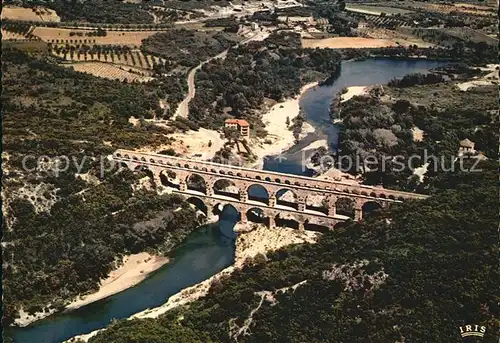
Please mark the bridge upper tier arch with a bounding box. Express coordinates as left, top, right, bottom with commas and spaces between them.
113, 149, 427, 205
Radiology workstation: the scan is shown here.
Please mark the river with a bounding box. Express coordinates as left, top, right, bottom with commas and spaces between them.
5, 58, 447, 343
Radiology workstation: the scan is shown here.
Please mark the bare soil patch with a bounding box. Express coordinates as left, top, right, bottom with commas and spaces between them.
32, 27, 160, 46
2, 5, 61, 22
302, 37, 397, 49
360, 28, 435, 48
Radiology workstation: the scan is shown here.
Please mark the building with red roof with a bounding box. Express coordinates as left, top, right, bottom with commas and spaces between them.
224, 119, 250, 138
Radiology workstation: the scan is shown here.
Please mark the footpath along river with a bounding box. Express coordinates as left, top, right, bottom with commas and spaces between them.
5, 58, 448, 343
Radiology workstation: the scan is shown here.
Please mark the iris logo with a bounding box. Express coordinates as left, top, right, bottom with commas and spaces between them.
459, 324, 486, 338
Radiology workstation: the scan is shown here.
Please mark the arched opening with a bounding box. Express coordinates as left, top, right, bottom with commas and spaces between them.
213, 179, 239, 200
335, 197, 355, 218
305, 194, 329, 215
274, 213, 299, 230
133, 165, 154, 187
134, 164, 150, 174
362, 201, 382, 218
186, 197, 208, 215
213, 203, 240, 223
247, 184, 270, 205
275, 188, 299, 210
304, 221, 330, 233
186, 173, 207, 194
246, 207, 267, 224
159, 169, 180, 189
334, 221, 349, 230
119, 162, 130, 170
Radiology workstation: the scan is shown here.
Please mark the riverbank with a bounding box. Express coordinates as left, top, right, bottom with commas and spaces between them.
14, 308, 57, 328
66, 224, 318, 343
65, 252, 170, 312
251, 82, 318, 168
340, 86, 369, 103
130, 223, 318, 319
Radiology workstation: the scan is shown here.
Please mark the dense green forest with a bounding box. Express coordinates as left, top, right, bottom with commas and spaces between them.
87, 161, 498, 343
5, 0, 154, 24
334, 77, 497, 191
1, 49, 200, 324
142, 29, 241, 74
339, 44, 498, 64
189, 32, 341, 132
1, 49, 168, 153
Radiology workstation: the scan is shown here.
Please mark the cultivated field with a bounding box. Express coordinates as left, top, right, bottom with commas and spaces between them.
302, 37, 398, 49
2, 5, 61, 22
52, 49, 165, 70
61, 62, 153, 82
359, 28, 434, 48
32, 27, 161, 46
345, 5, 413, 16
1, 29, 31, 40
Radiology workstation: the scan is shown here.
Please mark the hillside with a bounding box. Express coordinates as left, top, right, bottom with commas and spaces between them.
86, 160, 498, 343
1, 49, 199, 325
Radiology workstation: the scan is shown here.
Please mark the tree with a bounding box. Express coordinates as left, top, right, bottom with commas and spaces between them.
223, 127, 240, 142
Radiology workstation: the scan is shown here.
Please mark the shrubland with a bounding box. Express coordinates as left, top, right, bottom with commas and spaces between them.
87, 160, 498, 343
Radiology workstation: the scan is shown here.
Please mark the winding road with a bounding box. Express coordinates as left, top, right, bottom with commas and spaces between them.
174, 49, 229, 119
173, 30, 268, 120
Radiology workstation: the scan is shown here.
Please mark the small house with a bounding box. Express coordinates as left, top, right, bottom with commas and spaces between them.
458, 138, 475, 155
225, 119, 250, 138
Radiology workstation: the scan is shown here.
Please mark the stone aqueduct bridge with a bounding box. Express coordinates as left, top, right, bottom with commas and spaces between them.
113, 149, 427, 230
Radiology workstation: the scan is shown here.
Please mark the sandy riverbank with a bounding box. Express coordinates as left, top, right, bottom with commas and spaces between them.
341, 86, 369, 103
455, 64, 498, 91
65, 252, 169, 311
66, 224, 318, 342
14, 308, 57, 328
251, 82, 318, 168
130, 223, 318, 319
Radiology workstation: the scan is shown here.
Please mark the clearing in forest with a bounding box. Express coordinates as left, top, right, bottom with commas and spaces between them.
302, 37, 398, 49
61, 62, 153, 83
2, 5, 61, 22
